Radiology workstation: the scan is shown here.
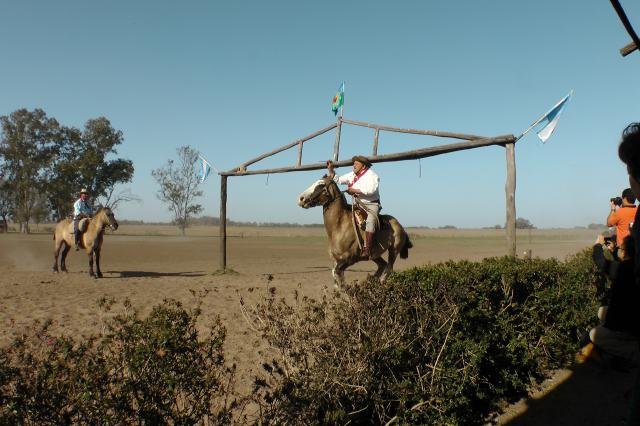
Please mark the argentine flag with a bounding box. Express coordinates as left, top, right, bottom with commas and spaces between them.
535, 91, 572, 143
198, 155, 212, 183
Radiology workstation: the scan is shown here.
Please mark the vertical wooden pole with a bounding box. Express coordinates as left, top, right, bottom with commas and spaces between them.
219, 175, 228, 271
296, 141, 303, 167
333, 117, 342, 161
372, 128, 379, 156
505, 142, 516, 257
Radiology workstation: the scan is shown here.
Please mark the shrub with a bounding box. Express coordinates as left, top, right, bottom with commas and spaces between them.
0, 298, 240, 424
247, 249, 600, 425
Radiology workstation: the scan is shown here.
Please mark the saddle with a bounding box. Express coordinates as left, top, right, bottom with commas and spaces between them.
68, 217, 90, 233
352, 204, 384, 232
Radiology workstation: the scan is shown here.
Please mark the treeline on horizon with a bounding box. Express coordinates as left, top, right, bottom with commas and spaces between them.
115, 216, 609, 231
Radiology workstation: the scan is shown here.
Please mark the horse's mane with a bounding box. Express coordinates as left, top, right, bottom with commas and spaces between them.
323, 176, 349, 209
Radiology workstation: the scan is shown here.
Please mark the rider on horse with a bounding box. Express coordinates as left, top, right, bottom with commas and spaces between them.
73, 188, 94, 251
327, 155, 380, 258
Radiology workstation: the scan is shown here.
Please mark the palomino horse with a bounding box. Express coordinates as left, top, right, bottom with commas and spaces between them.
53, 207, 119, 278
298, 176, 412, 287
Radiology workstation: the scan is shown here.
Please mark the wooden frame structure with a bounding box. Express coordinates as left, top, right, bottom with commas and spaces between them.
217, 116, 518, 271
610, 0, 640, 57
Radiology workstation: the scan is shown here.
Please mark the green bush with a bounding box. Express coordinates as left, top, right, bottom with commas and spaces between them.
248, 249, 600, 425
0, 298, 240, 424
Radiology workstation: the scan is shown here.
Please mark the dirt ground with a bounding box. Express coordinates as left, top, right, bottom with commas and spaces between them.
0, 226, 635, 424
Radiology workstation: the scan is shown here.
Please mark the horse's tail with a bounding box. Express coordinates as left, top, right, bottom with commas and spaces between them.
400, 232, 413, 259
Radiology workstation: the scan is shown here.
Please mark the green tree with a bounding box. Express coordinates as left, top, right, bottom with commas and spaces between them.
46, 117, 134, 219
0, 109, 62, 233
515, 217, 535, 229
152, 146, 204, 235
0, 177, 14, 232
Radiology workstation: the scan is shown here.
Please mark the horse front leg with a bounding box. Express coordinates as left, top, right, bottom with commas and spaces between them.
95, 248, 103, 278
88, 250, 96, 278
331, 260, 349, 289
60, 245, 70, 272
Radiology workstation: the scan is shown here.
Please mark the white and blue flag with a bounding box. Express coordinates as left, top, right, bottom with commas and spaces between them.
198, 155, 212, 183
535, 91, 572, 143
518, 90, 573, 143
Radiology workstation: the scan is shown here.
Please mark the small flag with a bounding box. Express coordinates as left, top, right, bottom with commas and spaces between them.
535, 91, 573, 143
198, 155, 212, 183
331, 82, 345, 116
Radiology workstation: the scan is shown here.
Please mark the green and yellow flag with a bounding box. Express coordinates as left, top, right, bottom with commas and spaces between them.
331, 82, 345, 115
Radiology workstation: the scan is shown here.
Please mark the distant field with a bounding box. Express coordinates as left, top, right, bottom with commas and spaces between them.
4, 224, 598, 261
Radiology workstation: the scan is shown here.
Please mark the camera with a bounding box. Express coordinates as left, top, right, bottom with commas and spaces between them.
611, 196, 623, 206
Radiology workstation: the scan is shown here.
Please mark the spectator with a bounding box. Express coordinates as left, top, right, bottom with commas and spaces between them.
607, 188, 637, 247
577, 235, 640, 368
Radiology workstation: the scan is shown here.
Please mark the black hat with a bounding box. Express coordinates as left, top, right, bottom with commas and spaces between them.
351, 155, 372, 167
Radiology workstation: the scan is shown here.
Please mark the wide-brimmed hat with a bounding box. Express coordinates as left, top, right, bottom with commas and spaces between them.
79, 188, 89, 195
351, 155, 372, 167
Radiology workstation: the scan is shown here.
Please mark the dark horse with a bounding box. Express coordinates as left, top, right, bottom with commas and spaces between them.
52, 207, 119, 278
298, 176, 412, 287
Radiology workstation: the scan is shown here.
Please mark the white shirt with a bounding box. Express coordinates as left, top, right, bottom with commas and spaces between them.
335, 168, 380, 203
73, 198, 93, 218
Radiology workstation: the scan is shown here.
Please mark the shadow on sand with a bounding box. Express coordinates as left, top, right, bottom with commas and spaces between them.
499, 363, 637, 425
109, 271, 208, 278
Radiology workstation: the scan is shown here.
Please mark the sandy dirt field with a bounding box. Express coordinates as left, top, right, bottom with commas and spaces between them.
0, 226, 635, 424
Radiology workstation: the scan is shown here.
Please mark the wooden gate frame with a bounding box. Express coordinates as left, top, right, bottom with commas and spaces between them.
217, 115, 518, 271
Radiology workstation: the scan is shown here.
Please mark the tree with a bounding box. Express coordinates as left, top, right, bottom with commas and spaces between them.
0, 177, 14, 232
0, 109, 63, 233
152, 146, 204, 235
46, 117, 134, 219
515, 217, 535, 229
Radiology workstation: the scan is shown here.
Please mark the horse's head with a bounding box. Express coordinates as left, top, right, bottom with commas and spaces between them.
97, 207, 119, 230
297, 176, 341, 209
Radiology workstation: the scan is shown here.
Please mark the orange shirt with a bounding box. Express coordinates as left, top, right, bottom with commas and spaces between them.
608, 205, 638, 246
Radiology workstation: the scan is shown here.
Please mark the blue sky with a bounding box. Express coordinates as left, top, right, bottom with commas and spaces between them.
1, 1, 639, 228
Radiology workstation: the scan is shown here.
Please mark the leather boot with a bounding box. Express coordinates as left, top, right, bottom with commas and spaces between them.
362, 231, 374, 258
74, 230, 81, 251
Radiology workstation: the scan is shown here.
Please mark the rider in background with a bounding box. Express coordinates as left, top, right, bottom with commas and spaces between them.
73, 188, 93, 251
327, 155, 380, 258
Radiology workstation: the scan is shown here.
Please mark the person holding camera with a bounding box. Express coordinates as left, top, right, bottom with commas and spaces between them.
607, 188, 637, 248
577, 234, 640, 368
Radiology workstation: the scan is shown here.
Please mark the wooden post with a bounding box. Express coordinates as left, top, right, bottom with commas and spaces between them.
333, 117, 342, 161
505, 142, 516, 257
296, 141, 303, 167
219, 175, 228, 271
372, 128, 379, 156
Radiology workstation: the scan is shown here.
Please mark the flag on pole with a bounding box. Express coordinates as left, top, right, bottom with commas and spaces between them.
331, 82, 345, 116
198, 155, 212, 183
534, 91, 573, 143
516, 91, 573, 143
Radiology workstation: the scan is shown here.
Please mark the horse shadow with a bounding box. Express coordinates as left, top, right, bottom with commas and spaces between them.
108, 271, 208, 279
499, 364, 637, 425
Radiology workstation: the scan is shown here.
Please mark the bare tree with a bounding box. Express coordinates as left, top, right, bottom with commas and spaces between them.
98, 186, 141, 212
152, 146, 204, 235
